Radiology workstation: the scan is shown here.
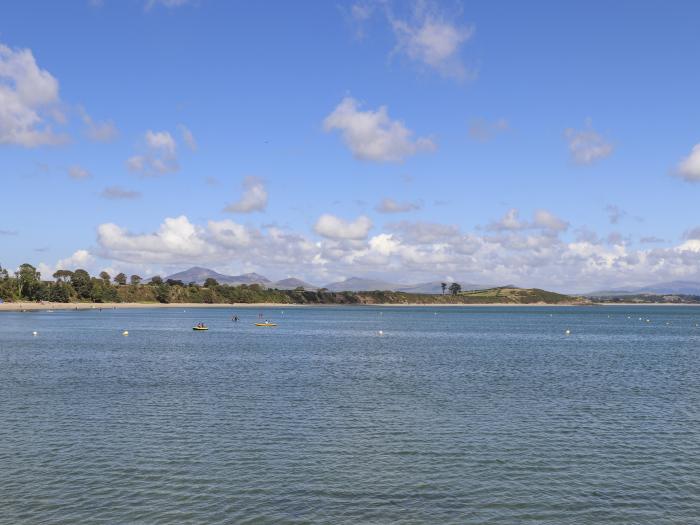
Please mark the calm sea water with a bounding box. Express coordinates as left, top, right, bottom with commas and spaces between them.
1, 306, 699, 524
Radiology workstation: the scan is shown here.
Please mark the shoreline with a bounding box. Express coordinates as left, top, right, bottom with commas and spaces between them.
1, 301, 697, 312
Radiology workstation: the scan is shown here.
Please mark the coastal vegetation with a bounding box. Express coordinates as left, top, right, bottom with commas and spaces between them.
0, 264, 587, 305
588, 293, 700, 304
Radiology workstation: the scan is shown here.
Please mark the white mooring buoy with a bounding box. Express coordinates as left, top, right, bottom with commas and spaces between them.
122, 330, 129, 336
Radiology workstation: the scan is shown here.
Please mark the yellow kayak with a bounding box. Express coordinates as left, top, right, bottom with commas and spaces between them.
255, 323, 277, 327
192, 326, 209, 331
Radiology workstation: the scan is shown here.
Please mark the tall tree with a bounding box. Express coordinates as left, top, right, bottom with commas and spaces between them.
16, 264, 41, 299
130, 274, 142, 285
71, 269, 92, 299
150, 275, 163, 285
203, 277, 219, 288
441, 282, 447, 295
114, 273, 127, 285
448, 282, 462, 296
99, 271, 111, 284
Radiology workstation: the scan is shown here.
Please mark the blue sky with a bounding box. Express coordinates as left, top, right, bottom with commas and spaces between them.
1, 0, 700, 292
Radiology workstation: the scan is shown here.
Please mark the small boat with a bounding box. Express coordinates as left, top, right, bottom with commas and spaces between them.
255, 322, 277, 327
192, 326, 209, 331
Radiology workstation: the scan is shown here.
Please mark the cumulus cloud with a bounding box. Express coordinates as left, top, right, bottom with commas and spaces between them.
37, 249, 96, 280
207, 219, 252, 248
487, 208, 525, 231
389, 2, 475, 79
487, 208, 568, 233
68, 165, 91, 180
376, 197, 421, 213
90, 212, 700, 293
675, 143, 700, 182
533, 209, 569, 232
391, 221, 460, 243
564, 119, 613, 165
101, 186, 141, 200
57, 249, 93, 270
224, 176, 268, 213
127, 130, 179, 176
97, 215, 317, 268
324, 97, 435, 162
683, 227, 700, 240
0, 42, 68, 147
314, 214, 373, 240
98, 216, 214, 263
468, 118, 509, 142
79, 107, 118, 142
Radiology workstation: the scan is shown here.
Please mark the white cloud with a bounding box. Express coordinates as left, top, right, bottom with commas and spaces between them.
96, 215, 316, 269
533, 209, 569, 232
376, 197, 421, 213
324, 97, 435, 162
207, 219, 252, 247
101, 186, 141, 200
224, 176, 268, 213
127, 130, 179, 176
391, 221, 462, 245
487, 208, 568, 233
97, 216, 214, 263
0, 42, 68, 147
68, 165, 91, 180
487, 208, 525, 231
314, 214, 373, 240
564, 119, 613, 165
675, 143, 700, 182
390, 3, 474, 79
178, 123, 197, 151
79, 107, 118, 142
88, 211, 700, 293
37, 250, 94, 277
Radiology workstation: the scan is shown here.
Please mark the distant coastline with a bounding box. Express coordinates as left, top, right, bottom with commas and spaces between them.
3, 301, 700, 312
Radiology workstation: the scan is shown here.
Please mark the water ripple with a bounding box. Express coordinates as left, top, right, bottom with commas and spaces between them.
1, 306, 699, 523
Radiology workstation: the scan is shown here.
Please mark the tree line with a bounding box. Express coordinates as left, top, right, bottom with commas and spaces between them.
0, 263, 293, 304
0, 263, 472, 305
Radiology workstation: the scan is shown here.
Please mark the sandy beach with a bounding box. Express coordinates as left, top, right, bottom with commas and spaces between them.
0, 302, 303, 312
1, 301, 693, 312
0, 301, 631, 312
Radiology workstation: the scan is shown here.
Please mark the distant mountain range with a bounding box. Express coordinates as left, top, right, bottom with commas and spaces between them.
165, 266, 271, 286
164, 266, 316, 290
164, 267, 489, 293
587, 280, 700, 297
